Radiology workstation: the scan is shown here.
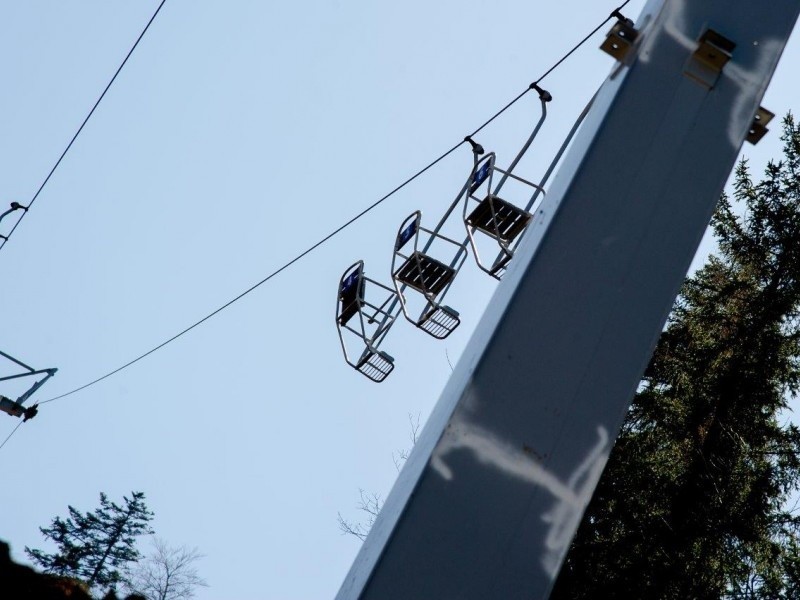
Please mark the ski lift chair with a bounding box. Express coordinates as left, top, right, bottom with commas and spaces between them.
462, 88, 551, 279
0, 349, 57, 421
463, 152, 546, 278
336, 261, 399, 382
391, 211, 468, 339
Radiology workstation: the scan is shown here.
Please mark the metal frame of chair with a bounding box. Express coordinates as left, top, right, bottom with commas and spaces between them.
391, 211, 468, 339
461, 89, 551, 279
336, 261, 399, 382
333, 87, 601, 380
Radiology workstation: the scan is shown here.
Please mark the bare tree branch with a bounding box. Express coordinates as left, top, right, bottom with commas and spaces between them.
342, 415, 422, 541
125, 537, 208, 600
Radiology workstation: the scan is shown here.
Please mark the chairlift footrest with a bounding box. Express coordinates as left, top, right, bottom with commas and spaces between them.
419, 305, 460, 339
394, 251, 456, 296
490, 264, 508, 279
356, 350, 394, 382
489, 251, 515, 278
467, 195, 532, 244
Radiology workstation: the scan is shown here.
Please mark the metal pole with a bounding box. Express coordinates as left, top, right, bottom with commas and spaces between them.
336, 0, 800, 598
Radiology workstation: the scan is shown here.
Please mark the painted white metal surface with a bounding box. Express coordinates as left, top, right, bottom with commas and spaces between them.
337, 0, 800, 598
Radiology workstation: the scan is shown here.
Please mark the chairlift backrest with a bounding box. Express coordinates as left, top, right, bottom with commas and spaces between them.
470, 156, 494, 194
338, 267, 365, 326
396, 217, 418, 252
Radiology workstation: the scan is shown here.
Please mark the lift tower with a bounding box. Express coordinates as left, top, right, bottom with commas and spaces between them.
337, 0, 800, 598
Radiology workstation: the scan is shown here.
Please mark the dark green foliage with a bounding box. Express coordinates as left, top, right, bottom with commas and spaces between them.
552, 116, 800, 599
26, 492, 154, 593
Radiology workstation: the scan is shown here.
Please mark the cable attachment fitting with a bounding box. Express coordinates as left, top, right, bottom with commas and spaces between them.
464, 136, 485, 156
529, 83, 552, 102
23, 404, 39, 422
609, 9, 630, 23
1, 201, 29, 226
601, 11, 639, 62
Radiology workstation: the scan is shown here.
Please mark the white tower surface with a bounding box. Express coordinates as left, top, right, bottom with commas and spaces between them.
337, 0, 800, 598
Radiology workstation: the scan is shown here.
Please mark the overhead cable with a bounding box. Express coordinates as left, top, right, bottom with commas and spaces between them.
0, 0, 169, 255
0, 421, 23, 451
35, 0, 631, 409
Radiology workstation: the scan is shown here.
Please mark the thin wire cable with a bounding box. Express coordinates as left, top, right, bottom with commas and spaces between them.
0, 0, 169, 255
533, 0, 630, 85
40, 141, 463, 404
38, 1, 630, 406
0, 421, 23, 451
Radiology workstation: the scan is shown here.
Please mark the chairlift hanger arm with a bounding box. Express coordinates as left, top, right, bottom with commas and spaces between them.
0, 202, 28, 227
523, 91, 596, 213
480, 91, 599, 278
493, 94, 550, 196
425, 90, 550, 248
426, 179, 474, 244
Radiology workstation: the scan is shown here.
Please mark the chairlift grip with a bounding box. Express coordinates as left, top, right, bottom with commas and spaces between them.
464, 136, 485, 156
529, 83, 552, 102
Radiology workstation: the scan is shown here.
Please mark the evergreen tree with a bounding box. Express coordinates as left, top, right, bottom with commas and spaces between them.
552, 115, 800, 599
26, 491, 154, 593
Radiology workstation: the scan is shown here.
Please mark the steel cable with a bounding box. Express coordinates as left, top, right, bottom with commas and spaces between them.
1, 1, 632, 445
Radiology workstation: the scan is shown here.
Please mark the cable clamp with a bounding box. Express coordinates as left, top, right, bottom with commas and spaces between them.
464, 136, 485, 156
23, 404, 39, 422
529, 83, 552, 102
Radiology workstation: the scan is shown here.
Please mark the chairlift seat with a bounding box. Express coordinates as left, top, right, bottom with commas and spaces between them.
356, 349, 394, 383
467, 195, 532, 244
394, 251, 456, 296
419, 305, 460, 339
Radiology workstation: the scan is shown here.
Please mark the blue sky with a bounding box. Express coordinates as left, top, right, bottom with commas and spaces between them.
1, 1, 798, 598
